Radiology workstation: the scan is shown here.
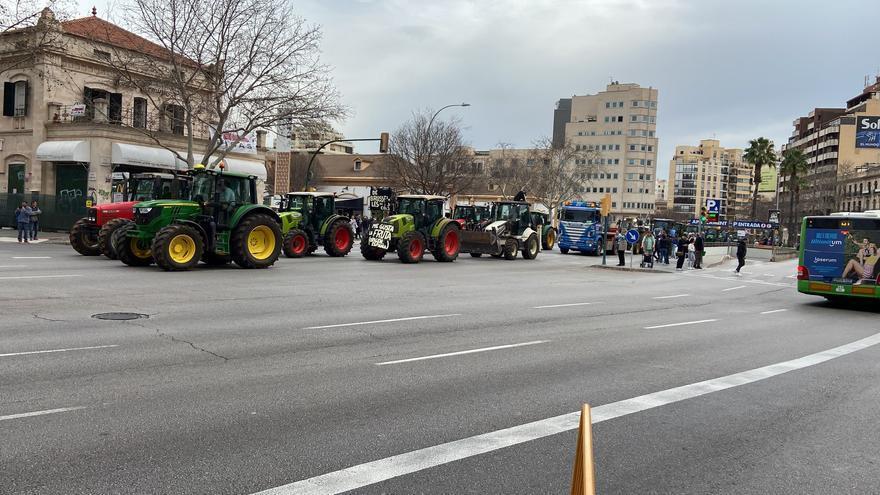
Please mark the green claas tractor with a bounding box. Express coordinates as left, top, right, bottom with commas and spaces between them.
361, 194, 461, 263
279, 192, 355, 258
530, 211, 557, 250
114, 165, 286, 271
460, 201, 540, 260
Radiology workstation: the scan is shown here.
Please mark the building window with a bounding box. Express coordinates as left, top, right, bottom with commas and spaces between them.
163, 104, 185, 135
3, 80, 28, 117
354, 159, 362, 171
132, 98, 147, 128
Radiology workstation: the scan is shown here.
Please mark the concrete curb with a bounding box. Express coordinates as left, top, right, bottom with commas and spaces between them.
590, 264, 667, 274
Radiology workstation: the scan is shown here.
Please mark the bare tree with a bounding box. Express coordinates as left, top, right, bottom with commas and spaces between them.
381, 110, 476, 197
103, 0, 343, 167
486, 142, 534, 199
528, 137, 601, 220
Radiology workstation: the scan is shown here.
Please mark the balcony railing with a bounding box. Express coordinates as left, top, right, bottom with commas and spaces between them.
47, 103, 211, 140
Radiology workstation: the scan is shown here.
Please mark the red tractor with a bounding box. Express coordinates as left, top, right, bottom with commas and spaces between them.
69, 173, 189, 258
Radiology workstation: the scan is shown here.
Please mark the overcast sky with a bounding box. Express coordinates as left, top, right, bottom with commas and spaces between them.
89, 0, 879, 179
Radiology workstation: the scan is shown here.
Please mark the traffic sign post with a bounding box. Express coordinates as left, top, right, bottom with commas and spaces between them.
625, 229, 639, 267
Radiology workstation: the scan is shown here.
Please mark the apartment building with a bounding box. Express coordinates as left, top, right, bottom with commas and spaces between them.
0, 10, 265, 225
781, 77, 880, 216
667, 139, 749, 221
553, 82, 659, 221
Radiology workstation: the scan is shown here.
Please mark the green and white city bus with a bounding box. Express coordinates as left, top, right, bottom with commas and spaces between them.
797, 211, 880, 301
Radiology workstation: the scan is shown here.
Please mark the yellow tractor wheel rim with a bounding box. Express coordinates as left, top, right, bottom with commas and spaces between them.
247, 225, 275, 260
168, 234, 197, 264
547, 230, 555, 246
130, 238, 152, 259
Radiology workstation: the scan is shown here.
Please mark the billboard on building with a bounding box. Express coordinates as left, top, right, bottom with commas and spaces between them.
856, 116, 880, 148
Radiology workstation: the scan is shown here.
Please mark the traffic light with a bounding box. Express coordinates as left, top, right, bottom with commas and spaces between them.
600, 194, 612, 217
379, 132, 389, 153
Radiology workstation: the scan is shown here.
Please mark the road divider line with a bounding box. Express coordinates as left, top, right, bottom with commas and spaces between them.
721, 285, 746, 292
0, 344, 119, 358
652, 294, 689, 300
533, 302, 594, 309
0, 406, 86, 422
0, 274, 82, 281
11, 256, 51, 259
644, 319, 717, 329
375, 341, 548, 366
304, 314, 462, 330
252, 332, 880, 495
760, 309, 788, 315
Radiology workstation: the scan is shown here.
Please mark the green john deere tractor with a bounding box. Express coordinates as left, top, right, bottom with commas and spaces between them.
361, 194, 461, 263
114, 165, 287, 271
279, 192, 355, 258
530, 211, 557, 250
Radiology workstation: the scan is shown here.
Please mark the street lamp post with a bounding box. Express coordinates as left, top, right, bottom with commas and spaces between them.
423, 103, 470, 182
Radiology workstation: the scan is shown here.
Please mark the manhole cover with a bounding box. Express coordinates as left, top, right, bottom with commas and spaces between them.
92, 312, 149, 321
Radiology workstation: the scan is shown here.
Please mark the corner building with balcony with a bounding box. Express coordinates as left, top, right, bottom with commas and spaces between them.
553, 82, 659, 222
0, 9, 265, 229
667, 139, 749, 221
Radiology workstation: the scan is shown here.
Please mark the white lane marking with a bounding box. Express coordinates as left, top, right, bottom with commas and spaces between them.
304, 314, 462, 330
644, 319, 718, 329
0, 406, 86, 422
0, 344, 119, 358
533, 302, 594, 309
683, 273, 792, 288
652, 294, 689, 300
721, 285, 747, 292
375, 341, 548, 366
11, 256, 51, 259
760, 309, 788, 315
0, 265, 27, 268
253, 332, 880, 495
0, 274, 81, 281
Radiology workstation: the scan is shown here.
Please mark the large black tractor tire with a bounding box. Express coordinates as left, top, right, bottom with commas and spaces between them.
202, 252, 232, 265
360, 238, 387, 261
543, 227, 557, 250
98, 218, 131, 259
283, 229, 310, 258
470, 252, 483, 258
503, 238, 519, 260
152, 224, 204, 271
522, 234, 540, 260
432, 225, 460, 262
324, 220, 355, 257
114, 223, 154, 267
230, 214, 282, 269
397, 231, 426, 264
69, 218, 100, 256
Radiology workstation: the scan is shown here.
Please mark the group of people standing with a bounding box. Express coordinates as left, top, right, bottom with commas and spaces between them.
13, 201, 41, 243
615, 228, 747, 274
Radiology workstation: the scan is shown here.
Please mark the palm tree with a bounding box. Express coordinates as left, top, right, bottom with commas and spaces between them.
778, 148, 808, 241
743, 137, 777, 218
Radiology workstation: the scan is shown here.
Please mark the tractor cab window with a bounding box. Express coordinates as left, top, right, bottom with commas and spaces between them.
314, 196, 333, 218
130, 178, 158, 201
216, 175, 250, 207
398, 198, 424, 217
287, 195, 306, 211
190, 173, 215, 203
518, 206, 532, 231
425, 200, 442, 222
496, 203, 517, 222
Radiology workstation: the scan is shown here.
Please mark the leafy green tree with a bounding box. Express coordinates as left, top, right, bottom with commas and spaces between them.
779, 148, 808, 241
743, 137, 777, 218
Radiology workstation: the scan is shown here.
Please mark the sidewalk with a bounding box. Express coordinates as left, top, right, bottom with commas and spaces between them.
592, 246, 730, 273
0, 227, 69, 244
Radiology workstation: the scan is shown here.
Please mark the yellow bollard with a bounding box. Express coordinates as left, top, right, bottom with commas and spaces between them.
570, 404, 596, 495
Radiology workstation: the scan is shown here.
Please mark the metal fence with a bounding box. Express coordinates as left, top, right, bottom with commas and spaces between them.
0, 193, 87, 232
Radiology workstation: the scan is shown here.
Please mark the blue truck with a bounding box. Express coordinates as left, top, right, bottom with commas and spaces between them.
556, 201, 613, 255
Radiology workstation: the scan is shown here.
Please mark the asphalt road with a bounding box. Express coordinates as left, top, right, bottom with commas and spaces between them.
1, 240, 878, 494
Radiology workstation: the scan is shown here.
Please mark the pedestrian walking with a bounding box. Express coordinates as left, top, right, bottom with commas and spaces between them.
640, 231, 655, 268
693, 233, 704, 269
14, 202, 32, 243
735, 237, 747, 275
657, 231, 669, 265
350, 214, 360, 240
29, 200, 41, 241
615, 231, 628, 266
675, 233, 688, 271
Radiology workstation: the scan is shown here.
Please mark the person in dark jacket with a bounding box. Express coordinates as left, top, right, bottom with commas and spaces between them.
513, 189, 526, 202
14, 202, 32, 243
675, 234, 688, 271
735, 237, 747, 275
693, 233, 704, 269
